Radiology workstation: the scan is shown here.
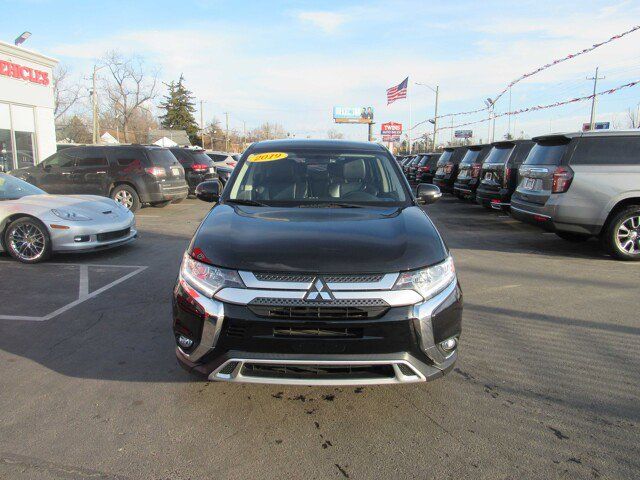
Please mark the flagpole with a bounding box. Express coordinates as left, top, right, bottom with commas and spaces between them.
408, 86, 412, 154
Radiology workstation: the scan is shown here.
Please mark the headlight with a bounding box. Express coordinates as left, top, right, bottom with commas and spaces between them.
51, 208, 92, 221
180, 253, 244, 297
393, 256, 456, 301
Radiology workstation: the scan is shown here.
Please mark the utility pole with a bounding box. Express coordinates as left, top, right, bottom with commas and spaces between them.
432, 85, 439, 150
507, 87, 512, 138
224, 112, 230, 152
199, 100, 205, 148
587, 67, 605, 130
92, 65, 100, 144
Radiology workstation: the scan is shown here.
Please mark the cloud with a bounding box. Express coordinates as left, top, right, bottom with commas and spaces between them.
297, 11, 349, 34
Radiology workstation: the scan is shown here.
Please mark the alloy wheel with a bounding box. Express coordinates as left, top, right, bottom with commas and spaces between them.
616, 215, 640, 255
9, 223, 46, 262
114, 189, 134, 209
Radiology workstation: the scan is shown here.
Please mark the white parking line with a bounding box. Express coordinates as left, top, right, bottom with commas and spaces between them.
0, 264, 147, 322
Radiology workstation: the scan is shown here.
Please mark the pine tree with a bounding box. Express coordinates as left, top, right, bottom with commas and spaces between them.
158, 75, 200, 145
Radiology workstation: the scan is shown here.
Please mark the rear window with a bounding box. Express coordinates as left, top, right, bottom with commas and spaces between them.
523, 141, 569, 166
148, 149, 180, 168
437, 150, 454, 165
571, 136, 640, 165
207, 153, 229, 162
484, 145, 513, 164
460, 149, 481, 165
190, 151, 215, 166
418, 156, 429, 166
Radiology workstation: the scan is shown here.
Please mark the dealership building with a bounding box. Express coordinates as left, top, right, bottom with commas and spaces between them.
0, 40, 58, 172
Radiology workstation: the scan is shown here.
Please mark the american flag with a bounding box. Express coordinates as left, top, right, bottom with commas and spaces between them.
387, 77, 408, 105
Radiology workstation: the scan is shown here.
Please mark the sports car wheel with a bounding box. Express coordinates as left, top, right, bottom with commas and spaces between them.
4, 217, 51, 264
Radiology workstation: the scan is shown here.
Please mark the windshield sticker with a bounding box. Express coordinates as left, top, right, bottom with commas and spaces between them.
248, 152, 288, 163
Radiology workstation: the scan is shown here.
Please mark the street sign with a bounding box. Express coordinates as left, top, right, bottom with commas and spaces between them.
582, 122, 610, 131
455, 130, 473, 139
333, 106, 374, 124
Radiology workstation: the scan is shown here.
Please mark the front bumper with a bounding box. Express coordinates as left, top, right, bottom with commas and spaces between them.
48, 215, 138, 252
173, 279, 463, 385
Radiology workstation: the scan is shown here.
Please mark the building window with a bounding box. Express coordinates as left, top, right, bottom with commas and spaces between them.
0, 129, 14, 172
14, 131, 35, 169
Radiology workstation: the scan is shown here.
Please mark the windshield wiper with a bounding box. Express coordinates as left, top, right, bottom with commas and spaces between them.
225, 199, 269, 207
297, 202, 365, 209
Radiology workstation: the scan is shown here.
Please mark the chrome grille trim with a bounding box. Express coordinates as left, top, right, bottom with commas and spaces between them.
238, 271, 399, 291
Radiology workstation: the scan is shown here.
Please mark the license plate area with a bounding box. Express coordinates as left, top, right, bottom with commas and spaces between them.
523, 177, 541, 190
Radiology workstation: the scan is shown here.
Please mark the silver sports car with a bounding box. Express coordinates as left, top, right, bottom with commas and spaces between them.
0, 173, 137, 263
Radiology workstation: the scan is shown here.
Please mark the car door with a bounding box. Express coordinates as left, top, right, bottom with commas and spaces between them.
72, 147, 110, 195
37, 149, 77, 193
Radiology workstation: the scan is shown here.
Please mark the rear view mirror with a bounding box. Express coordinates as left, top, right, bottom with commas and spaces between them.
416, 183, 441, 205
195, 180, 221, 203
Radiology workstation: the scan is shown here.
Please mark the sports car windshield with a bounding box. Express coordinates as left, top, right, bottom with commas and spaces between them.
227, 149, 408, 206
0, 174, 46, 200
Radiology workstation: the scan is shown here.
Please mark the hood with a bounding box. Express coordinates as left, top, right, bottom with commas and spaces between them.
190, 205, 447, 273
9, 194, 122, 214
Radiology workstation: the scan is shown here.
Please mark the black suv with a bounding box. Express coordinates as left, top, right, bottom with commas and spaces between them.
169, 147, 216, 195
416, 153, 441, 184
11, 145, 188, 211
433, 146, 469, 193
453, 145, 492, 200
476, 140, 534, 210
173, 139, 462, 385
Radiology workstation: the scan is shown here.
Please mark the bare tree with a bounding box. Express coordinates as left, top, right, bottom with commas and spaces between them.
52, 64, 81, 121
626, 105, 640, 129
327, 128, 344, 139
100, 51, 159, 142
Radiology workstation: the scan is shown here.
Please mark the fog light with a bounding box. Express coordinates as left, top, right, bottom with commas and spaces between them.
440, 338, 457, 351
74, 235, 90, 243
177, 335, 194, 349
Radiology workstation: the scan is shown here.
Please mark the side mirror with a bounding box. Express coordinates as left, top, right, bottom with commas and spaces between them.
416, 183, 441, 205
195, 180, 221, 203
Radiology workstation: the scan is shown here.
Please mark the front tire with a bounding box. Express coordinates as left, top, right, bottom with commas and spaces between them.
4, 217, 51, 264
602, 205, 640, 261
111, 185, 141, 212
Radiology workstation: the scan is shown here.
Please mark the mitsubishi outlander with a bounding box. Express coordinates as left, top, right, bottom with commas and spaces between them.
172, 140, 462, 385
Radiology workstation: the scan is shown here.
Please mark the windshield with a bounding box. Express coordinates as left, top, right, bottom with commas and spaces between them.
226, 149, 408, 206
484, 145, 513, 164
0, 174, 46, 200
524, 141, 569, 166
460, 149, 481, 165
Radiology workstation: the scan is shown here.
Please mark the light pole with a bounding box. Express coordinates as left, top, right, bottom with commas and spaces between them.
484, 98, 495, 143
587, 67, 605, 130
14, 32, 31, 46
91, 65, 105, 144
415, 82, 439, 150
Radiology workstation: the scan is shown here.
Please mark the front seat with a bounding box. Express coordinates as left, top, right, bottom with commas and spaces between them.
261, 161, 307, 200
329, 159, 373, 198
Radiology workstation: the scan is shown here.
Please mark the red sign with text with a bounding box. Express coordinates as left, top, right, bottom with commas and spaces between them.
0, 60, 50, 86
381, 122, 403, 135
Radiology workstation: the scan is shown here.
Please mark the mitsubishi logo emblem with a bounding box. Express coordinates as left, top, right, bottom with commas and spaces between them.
304, 277, 335, 302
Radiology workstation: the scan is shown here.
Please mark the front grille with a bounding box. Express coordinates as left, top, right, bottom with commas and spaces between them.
398, 363, 418, 376
225, 325, 246, 338
273, 327, 363, 338
241, 363, 395, 380
218, 361, 239, 375
253, 273, 384, 283
97, 228, 130, 242
249, 304, 388, 320
250, 298, 387, 307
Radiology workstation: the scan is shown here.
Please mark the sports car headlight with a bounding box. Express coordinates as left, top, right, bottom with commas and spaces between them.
51, 208, 92, 221
393, 256, 456, 301
180, 253, 244, 297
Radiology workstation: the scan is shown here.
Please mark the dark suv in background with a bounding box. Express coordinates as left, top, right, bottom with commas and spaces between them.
476, 139, 534, 210
433, 146, 468, 193
453, 144, 492, 200
510, 131, 640, 260
416, 153, 441, 184
10, 145, 188, 211
169, 147, 216, 194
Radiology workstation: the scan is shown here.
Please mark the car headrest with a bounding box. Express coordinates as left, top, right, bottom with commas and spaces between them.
265, 160, 295, 181
343, 159, 366, 181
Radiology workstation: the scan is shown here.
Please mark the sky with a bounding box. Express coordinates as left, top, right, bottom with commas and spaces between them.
3, 0, 640, 144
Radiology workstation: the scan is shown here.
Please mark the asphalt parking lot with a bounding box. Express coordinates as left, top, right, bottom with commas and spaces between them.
0, 198, 638, 480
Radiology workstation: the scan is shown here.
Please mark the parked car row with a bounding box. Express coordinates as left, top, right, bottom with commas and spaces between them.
397, 130, 640, 261
9, 145, 238, 212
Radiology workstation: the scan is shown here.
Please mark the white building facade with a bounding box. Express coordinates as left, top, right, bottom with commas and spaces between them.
0, 40, 58, 172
